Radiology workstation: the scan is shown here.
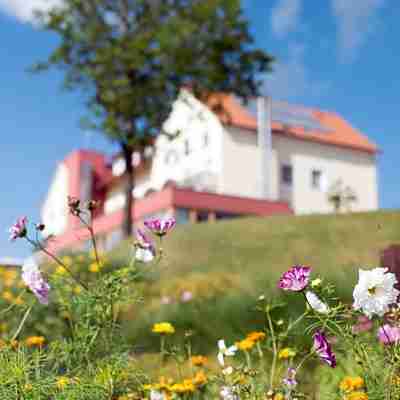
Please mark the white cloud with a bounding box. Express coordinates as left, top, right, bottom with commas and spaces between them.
332, 0, 386, 61
271, 0, 302, 38
0, 0, 61, 23
264, 43, 330, 102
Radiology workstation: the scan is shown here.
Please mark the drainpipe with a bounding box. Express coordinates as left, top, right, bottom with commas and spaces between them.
257, 96, 272, 200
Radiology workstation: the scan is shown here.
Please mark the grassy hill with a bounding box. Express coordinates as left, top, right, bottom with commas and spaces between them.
108, 210, 400, 357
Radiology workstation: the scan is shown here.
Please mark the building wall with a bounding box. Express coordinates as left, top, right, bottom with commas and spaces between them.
150, 90, 224, 192
272, 135, 378, 214
220, 126, 262, 198
41, 163, 69, 236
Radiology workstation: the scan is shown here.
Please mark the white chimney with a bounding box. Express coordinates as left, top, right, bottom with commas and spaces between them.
257, 96, 272, 200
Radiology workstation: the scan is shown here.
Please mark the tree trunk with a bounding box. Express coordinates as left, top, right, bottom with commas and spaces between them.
122, 145, 134, 238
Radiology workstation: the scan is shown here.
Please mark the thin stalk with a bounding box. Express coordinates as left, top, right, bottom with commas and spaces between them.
11, 306, 32, 341
267, 308, 278, 392
26, 237, 88, 290
78, 213, 101, 268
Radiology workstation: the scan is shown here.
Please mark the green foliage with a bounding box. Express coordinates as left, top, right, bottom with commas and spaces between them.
34, 0, 273, 145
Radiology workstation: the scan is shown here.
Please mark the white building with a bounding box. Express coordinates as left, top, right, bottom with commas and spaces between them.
107, 89, 378, 215
41, 90, 379, 253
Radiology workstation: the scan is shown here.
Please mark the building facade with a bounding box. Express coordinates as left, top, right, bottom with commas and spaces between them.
41, 90, 378, 253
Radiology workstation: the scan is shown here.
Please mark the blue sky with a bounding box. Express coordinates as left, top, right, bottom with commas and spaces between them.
0, 0, 399, 260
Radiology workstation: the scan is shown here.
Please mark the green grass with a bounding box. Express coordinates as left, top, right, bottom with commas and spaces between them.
107, 210, 400, 354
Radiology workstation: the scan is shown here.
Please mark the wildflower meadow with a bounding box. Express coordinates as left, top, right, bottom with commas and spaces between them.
0, 200, 400, 399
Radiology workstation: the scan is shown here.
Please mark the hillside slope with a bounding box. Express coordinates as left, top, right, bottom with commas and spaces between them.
110, 210, 400, 352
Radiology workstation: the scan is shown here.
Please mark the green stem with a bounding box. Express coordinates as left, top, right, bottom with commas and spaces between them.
267, 307, 278, 392
26, 237, 88, 291
11, 306, 32, 341
160, 335, 166, 364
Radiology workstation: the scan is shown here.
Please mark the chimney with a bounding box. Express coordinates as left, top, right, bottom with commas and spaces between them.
257, 96, 272, 200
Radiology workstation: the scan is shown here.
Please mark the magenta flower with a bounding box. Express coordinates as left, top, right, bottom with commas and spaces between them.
21, 257, 50, 305
378, 324, 400, 345
135, 229, 156, 263
313, 330, 336, 368
278, 265, 311, 291
9, 216, 28, 241
144, 217, 176, 237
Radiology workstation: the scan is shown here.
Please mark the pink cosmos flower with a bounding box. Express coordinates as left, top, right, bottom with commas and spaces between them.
161, 296, 172, 305
278, 265, 311, 292
9, 216, 28, 241
352, 315, 373, 334
377, 324, 400, 345
21, 258, 50, 305
181, 291, 193, 303
144, 217, 176, 237
313, 330, 336, 368
135, 229, 156, 263
282, 367, 298, 388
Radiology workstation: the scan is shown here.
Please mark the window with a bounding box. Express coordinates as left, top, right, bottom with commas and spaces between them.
203, 133, 209, 148
311, 169, 322, 190
175, 208, 189, 224
281, 164, 293, 186
164, 150, 178, 165
184, 139, 190, 155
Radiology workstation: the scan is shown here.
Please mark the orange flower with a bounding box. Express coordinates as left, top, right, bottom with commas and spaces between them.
191, 355, 208, 367
246, 331, 266, 342
25, 336, 45, 347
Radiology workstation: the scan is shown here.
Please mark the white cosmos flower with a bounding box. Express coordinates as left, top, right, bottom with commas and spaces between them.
305, 291, 330, 314
353, 268, 399, 318
217, 339, 237, 366
220, 386, 239, 400
135, 247, 155, 263
150, 390, 165, 400
222, 366, 233, 375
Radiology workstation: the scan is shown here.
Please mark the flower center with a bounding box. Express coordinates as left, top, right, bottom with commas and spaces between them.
368, 286, 377, 295
368, 285, 384, 297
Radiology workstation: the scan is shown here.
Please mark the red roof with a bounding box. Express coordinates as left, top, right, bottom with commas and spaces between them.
207, 93, 378, 154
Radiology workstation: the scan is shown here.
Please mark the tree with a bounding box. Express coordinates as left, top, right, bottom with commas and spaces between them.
34, 0, 274, 237
327, 179, 358, 213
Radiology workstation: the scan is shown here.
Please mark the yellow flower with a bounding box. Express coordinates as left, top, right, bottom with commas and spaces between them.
344, 392, 368, 400
152, 322, 175, 335
25, 336, 45, 347
235, 338, 255, 351
4, 279, 15, 288
340, 376, 365, 392
392, 375, 400, 386
73, 286, 82, 295
56, 266, 67, 275
278, 348, 296, 359
246, 331, 266, 342
24, 383, 33, 391
62, 256, 73, 266
170, 379, 195, 393
192, 370, 207, 386
56, 376, 70, 390
89, 263, 100, 273
14, 296, 25, 306
273, 394, 285, 400
191, 355, 208, 367
311, 278, 322, 288
2, 291, 14, 302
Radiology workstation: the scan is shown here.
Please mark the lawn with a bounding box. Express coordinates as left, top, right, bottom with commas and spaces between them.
107, 210, 400, 356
